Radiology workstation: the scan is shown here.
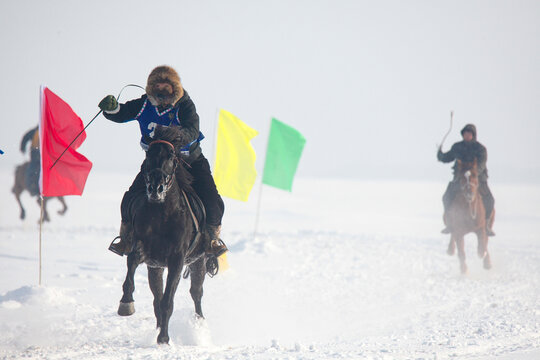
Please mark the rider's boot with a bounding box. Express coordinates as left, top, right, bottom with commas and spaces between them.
208, 224, 228, 257
205, 224, 228, 276
108, 221, 134, 256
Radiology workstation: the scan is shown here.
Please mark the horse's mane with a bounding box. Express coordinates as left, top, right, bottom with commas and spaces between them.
152, 126, 190, 151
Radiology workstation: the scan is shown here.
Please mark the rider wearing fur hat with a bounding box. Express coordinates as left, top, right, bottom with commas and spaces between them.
437, 124, 495, 236
98, 65, 227, 263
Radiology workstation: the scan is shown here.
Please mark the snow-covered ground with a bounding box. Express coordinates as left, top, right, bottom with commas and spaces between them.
1, 169, 539, 359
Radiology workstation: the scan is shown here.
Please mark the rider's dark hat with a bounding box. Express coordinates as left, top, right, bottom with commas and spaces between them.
461, 124, 477, 140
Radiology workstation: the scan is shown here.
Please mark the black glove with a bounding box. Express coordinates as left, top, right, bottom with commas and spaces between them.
437, 147, 443, 161
98, 95, 118, 112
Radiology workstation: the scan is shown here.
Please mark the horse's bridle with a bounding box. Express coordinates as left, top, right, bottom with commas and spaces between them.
149, 139, 175, 152
146, 140, 178, 188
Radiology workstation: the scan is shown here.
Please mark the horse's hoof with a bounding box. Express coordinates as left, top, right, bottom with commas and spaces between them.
195, 312, 205, 320
447, 248, 455, 256
483, 257, 492, 270
118, 302, 135, 316
157, 333, 169, 344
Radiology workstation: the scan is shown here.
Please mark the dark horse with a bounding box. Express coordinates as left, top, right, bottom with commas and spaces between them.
445, 159, 492, 274
12, 162, 67, 222
117, 126, 210, 345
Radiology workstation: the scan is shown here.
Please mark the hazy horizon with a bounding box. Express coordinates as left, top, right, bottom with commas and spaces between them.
1, 0, 539, 184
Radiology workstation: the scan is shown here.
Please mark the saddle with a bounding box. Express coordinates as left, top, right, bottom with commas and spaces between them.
182, 188, 206, 230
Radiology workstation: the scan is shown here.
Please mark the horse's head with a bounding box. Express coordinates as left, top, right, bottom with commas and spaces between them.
143, 126, 189, 203
456, 159, 479, 203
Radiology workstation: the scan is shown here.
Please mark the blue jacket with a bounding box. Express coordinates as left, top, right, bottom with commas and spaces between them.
103, 91, 202, 163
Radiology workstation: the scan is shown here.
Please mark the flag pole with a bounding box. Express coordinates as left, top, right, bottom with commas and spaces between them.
253, 119, 271, 240
253, 180, 264, 240
38, 85, 44, 286
39, 196, 44, 286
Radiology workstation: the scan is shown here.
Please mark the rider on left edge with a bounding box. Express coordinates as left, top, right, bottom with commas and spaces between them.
20, 126, 40, 196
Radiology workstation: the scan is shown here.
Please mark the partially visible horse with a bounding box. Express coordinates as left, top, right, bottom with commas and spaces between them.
12, 161, 67, 222
117, 126, 210, 345
445, 159, 492, 274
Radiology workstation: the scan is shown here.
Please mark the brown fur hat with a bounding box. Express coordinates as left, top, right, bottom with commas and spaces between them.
146, 65, 184, 107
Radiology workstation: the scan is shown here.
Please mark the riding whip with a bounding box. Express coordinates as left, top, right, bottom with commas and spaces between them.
438, 110, 454, 151
49, 84, 145, 170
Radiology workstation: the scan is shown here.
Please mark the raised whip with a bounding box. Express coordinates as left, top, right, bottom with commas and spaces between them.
438, 110, 454, 151
49, 84, 145, 170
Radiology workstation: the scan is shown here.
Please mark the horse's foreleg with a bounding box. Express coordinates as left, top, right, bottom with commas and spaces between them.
13, 166, 26, 220
478, 231, 492, 270
118, 252, 140, 316
148, 267, 164, 329
189, 258, 206, 319
57, 196, 68, 215
456, 234, 468, 274
157, 255, 184, 344
476, 229, 487, 259
447, 237, 456, 256
14, 190, 26, 220
483, 251, 492, 270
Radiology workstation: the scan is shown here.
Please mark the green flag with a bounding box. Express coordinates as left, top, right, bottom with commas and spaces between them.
262, 118, 306, 191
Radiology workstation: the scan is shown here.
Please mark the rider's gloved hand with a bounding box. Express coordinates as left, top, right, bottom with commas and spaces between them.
98, 95, 118, 112
437, 147, 443, 161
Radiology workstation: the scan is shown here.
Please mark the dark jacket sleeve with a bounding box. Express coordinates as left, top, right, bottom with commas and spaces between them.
20, 127, 38, 153
176, 92, 203, 162
176, 92, 200, 142
437, 144, 457, 163
102, 96, 146, 123
476, 143, 487, 174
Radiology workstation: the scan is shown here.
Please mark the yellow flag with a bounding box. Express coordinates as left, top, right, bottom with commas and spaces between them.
214, 109, 258, 201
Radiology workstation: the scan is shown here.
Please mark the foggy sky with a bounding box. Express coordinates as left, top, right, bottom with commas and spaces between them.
1, 0, 539, 184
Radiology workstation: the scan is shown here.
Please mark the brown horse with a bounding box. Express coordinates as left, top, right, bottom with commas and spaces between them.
445, 159, 492, 274
12, 162, 67, 222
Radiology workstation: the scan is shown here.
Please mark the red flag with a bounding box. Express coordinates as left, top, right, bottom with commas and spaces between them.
39, 87, 92, 196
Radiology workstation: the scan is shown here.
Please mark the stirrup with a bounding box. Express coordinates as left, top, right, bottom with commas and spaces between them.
211, 239, 228, 258
206, 255, 219, 277
108, 236, 125, 256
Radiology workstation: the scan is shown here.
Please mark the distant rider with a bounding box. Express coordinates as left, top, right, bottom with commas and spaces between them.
20, 126, 40, 196
98, 65, 228, 263
437, 124, 495, 236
